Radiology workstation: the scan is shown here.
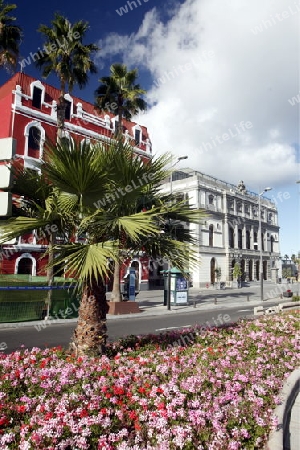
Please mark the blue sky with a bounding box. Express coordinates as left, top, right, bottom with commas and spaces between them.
1, 0, 299, 258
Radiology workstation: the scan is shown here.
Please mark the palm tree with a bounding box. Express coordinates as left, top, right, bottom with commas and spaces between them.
36, 13, 98, 305
0, 0, 22, 71
36, 13, 98, 136
0, 138, 205, 356
95, 63, 147, 300
95, 62, 147, 135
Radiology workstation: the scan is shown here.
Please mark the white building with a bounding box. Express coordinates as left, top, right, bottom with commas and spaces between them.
160, 169, 281, 288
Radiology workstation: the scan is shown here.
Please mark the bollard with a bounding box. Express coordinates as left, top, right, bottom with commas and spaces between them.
214, 297, 217, 304
193, 300, 196, 308
247, 295, 250, 302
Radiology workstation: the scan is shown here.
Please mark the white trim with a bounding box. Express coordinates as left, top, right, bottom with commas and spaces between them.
30, 80, 45, 106
24, 121, 45, 159
12, 94, 150, 150
132, 124, 142, 145
64, 93, 73, 119
15, 252, 36, 276
13, 106, 152, 160
112, 116, 119, 132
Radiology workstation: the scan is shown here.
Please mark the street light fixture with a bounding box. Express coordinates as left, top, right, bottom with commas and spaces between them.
170, 156, 188, 194
258, 187, 272, 301
167, 155, 189, 310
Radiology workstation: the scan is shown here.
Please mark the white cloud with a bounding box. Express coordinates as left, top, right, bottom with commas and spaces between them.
96, 0, 299, 187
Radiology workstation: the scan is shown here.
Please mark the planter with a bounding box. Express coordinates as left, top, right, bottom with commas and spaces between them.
283, 291, 293, 298
108, 301, 141, 315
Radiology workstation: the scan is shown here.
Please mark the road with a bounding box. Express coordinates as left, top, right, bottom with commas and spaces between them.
0, 300, 282, 355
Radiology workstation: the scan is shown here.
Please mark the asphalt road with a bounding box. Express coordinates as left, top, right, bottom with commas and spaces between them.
0, 301, 279, 355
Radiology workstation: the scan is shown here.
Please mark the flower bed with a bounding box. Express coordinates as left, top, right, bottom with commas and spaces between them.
0, 312, 299, 449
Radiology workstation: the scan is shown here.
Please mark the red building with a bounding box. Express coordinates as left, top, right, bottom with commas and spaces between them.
0, 73, 153, 290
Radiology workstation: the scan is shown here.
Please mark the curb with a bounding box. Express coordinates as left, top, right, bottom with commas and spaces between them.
0, 296, 290, 328
265, 367, 300, 450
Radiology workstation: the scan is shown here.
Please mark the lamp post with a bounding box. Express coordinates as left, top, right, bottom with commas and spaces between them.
258, 187, 272, 301
167, 155, 188, 310
170, 156, 188, 194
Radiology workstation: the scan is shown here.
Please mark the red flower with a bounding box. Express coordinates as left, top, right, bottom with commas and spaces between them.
0, 416, 8, 426
129, 411, 137, 420
80, 409, 88, 418
134, 421, 141, 430
113, 386, 125, 396
16, 405, 26, 413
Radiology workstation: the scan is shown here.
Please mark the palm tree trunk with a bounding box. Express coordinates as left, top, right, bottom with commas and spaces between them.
70, 279, 108, 356
46, 232, 55, 318
57, 83, 66, 140
110, 260, 122, 302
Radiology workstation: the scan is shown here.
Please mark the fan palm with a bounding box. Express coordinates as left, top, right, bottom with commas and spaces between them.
0, 139, 205, 356
36, 13, 98, 304
0, 0, 22, 71
95, 65, 147, 299
36, 13, 98, 136
95, 63, 147, 135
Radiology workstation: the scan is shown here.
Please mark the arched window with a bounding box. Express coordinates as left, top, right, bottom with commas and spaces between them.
32, 86, 42, 109
208, 194, 214, 205
63, 94, 73, 121
24, 122, 45, 160
15, 253, 36, 276
132, 125, 142, 145
238, 229, 242, 249
246, 230, 250, 249
28, 127, 41, 158
65, 100, 72, 120
229, 227, 234, 248
270, 236, 274, 252
209, 225, 214, 247
30, 80, 45, 109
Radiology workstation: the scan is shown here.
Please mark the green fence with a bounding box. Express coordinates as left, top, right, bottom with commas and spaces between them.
0, 275, 80, 323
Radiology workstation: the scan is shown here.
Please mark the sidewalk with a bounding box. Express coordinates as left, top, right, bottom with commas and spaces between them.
0, 283, 298, 327
105, 284, 296, 319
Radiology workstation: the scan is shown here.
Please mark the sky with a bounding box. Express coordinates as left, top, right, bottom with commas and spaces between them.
1, 0, 299, 258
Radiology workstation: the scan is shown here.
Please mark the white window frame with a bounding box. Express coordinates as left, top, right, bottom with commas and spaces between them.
24, 121, 45, 160
30, 80, 45, 107
132, 124, 142, 145
64, 93, 73, 120
15, 253, 36, 276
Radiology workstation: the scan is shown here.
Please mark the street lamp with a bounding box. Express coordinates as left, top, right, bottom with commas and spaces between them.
170, 156, 188, 195
258, 187, 272, 301
167, 155, 188, 310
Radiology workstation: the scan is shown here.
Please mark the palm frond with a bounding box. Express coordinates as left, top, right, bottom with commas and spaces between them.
0, 216, 51, 244
53, 242, 117, 284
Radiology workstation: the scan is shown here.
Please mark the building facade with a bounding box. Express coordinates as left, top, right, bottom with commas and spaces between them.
0, 73, 152, 289
159, 169, 281, 289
